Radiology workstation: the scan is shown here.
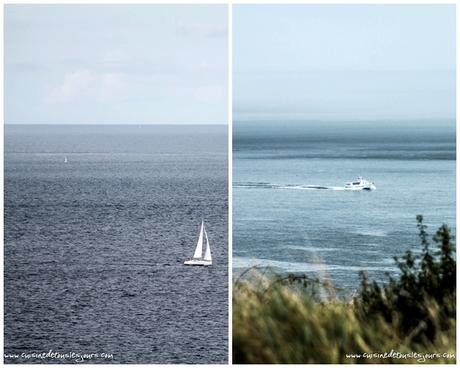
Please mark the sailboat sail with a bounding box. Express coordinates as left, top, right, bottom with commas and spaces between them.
193, 221, 204, 259
203, 227, 212, 262
184, 220, 213, 266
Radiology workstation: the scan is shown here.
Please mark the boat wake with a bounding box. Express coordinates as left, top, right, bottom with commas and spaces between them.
234, 182, 355, 191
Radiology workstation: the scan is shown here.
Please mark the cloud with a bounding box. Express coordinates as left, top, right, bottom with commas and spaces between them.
45, 69, 124, 104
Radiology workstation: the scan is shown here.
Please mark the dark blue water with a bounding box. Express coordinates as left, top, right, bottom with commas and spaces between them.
4, 124, 228, 364
233, 120, 456, 290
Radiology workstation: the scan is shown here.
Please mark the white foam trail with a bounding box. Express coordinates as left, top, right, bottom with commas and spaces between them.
352, 229, 388, 237
234, 182, 355, 191
279, 185, 348, 191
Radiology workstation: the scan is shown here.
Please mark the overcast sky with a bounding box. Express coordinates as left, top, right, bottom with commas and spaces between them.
234, 5, 456, 121
5, 5, 227, 124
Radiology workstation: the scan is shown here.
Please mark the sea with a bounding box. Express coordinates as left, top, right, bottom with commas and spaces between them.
4, 124, 228, 364
233, 120, 456, 291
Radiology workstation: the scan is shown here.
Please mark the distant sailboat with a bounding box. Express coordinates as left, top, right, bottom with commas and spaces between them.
184, 221, 212, 266
64, 156, 68, 163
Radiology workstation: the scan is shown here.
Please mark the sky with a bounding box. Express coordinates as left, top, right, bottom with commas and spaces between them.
234, 5, 456, 121
5, 5, 227, 124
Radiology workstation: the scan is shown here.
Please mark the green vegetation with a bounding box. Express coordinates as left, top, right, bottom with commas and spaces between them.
233, 216, 456, 364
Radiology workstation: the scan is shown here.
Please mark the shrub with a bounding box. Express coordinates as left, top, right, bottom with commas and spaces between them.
357, 215, 456, 341
233, 216, 456, 364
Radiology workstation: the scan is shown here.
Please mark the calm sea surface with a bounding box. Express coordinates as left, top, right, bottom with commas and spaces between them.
5, 124, 228, 364
233, 121, 456, 290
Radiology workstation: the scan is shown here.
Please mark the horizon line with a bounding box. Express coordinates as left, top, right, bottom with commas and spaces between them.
4, 122, 228, 126
233, 117, 456, 122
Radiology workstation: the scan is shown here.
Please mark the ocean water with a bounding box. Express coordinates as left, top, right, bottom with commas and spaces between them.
4, 124, 228, 364
233, 121, 456, 290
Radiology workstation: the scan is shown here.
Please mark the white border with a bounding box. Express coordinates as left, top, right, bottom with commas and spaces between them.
227, 2, 233, 366
456, 2, 459, 364
2, 0, 459, 3
1, 1, 4, 366
2, 1, 460, 367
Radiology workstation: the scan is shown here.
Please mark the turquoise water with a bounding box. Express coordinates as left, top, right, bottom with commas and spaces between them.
233, 121, 456, 290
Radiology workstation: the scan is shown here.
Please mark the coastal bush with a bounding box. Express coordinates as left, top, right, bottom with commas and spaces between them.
233, 216, 456, 364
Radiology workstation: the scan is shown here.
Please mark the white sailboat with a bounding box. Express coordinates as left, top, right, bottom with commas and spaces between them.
64, 156, 68, 163
184, 221, 212, 266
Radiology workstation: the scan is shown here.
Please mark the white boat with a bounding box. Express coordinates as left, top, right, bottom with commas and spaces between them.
344, 177, 376, 190
184, 221, 212, 266
64, 156, 68, 163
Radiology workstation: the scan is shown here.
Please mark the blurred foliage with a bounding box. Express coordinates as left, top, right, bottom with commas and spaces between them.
233, 216, 456, 364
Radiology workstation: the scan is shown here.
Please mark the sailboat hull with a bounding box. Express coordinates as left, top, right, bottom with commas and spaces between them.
184, 259, 212, 266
